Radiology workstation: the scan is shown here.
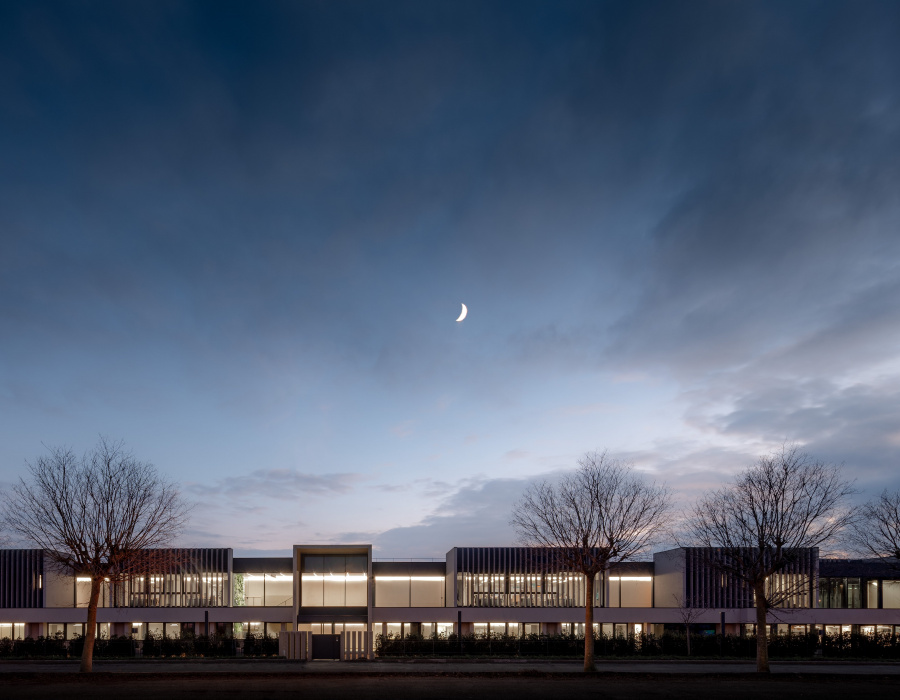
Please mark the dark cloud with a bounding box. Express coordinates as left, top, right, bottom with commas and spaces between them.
701, 379, 900, 492
188, 469, 367, 501
2, 1, 900, 554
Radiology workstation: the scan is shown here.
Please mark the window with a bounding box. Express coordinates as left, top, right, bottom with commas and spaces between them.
234, 573, 293, 606
0, 623, 24, 640
818, 578, 861, 608
375, 576, 445, 607
301, 555, 367, 607
867, 580, 879, 609
883, 581, 900, 608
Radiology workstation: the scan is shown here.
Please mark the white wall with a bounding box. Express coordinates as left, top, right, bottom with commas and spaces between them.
652, 549, 685, 608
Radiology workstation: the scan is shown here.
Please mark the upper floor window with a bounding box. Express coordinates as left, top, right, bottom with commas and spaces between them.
301, 555, 367, 607
818, 577, 861, 608
233, 573, 294, 607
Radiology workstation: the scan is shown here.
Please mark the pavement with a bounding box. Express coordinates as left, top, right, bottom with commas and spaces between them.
2, 658, 900, 675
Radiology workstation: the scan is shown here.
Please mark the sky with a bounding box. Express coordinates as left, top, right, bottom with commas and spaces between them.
2, 1, 900, 558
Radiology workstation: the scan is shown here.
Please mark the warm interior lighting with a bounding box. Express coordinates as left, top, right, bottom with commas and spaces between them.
608, 576, 652, 581
375, 576, 444, 581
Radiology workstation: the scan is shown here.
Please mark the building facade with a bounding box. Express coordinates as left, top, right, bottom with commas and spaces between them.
1, 545, 899, 645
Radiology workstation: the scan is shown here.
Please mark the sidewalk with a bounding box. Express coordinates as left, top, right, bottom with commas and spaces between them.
2, 658, 900, 675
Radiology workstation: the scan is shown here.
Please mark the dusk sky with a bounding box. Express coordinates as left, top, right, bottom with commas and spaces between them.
2, 1, 900, 558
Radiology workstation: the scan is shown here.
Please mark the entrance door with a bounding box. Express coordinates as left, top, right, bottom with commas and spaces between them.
311, 633, 341, 660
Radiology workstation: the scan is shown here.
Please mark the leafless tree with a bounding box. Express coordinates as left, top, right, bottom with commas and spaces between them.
672, 593, 707, 656
850, 490, 900, 567
0, 438, 191, 672
684, 446, 855, 673
511, 451, 671, 672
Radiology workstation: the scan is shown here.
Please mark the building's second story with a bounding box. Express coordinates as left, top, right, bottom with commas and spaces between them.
2, 545, 899, 613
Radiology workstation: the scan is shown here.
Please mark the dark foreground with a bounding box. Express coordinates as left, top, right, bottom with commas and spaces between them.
2, 670, 900, 700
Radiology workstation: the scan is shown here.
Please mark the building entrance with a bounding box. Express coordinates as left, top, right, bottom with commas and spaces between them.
311, 633, 341, 660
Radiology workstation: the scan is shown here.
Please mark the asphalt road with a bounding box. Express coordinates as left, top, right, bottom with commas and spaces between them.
2, 670, 900, 700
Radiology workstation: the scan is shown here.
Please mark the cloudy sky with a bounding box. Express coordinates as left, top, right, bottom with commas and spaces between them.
2, 1, 899, 557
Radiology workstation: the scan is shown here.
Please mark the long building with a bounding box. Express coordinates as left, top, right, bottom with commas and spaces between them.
1, 545, 899, 649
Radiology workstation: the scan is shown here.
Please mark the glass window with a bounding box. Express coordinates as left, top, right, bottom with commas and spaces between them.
385, 623, 402, 638
346, 556, 367, 574
883, 581, 900, 609
847, 578, 861, 608
244, 574, 266, 607
75, 578, 92, 608
436, 622, 454, 638
67, 623, 84, 640
302, 555, 367, 607
0, 623, 11, 639
346, 573, 367, 606
323, 574, 345, 606
410, 578, 444, 607
376, 578, 409, 607
867, 580, 879, 608
265, 574, 293, 606
301, 573, 324, 606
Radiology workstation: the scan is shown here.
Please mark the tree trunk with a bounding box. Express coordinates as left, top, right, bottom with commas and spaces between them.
686, 623, 691, 656
584, 572, 595, 672
754, 582, 770, 673
80, 577, 102, 673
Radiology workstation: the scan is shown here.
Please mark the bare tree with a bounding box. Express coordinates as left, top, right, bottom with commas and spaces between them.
685, 446, 855, 673
511, 451, 671, 672
850, 490, 900, 565
0, 438, 190, 672
672, 593, 707, 656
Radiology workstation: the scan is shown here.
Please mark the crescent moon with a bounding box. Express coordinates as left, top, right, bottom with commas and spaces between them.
456, 303, 468, 322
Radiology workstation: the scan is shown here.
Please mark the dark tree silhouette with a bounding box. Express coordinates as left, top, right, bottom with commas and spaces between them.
511, 451, 671, 672
0, 438, 190, 672
685, 446, 855, 672
851, 490, 900, 566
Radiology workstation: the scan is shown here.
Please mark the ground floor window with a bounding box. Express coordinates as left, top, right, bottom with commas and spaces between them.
372, 622, 454, 639
0, 623, 25, 640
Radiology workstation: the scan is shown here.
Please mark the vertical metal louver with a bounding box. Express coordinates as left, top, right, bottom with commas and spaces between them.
0, 549, 44, 608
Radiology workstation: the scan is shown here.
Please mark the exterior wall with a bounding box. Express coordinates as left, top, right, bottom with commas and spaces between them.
4, 545, 900, 640
0, 550, 43, 609
653, 549, 685, 608
445, 548, 457, 614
